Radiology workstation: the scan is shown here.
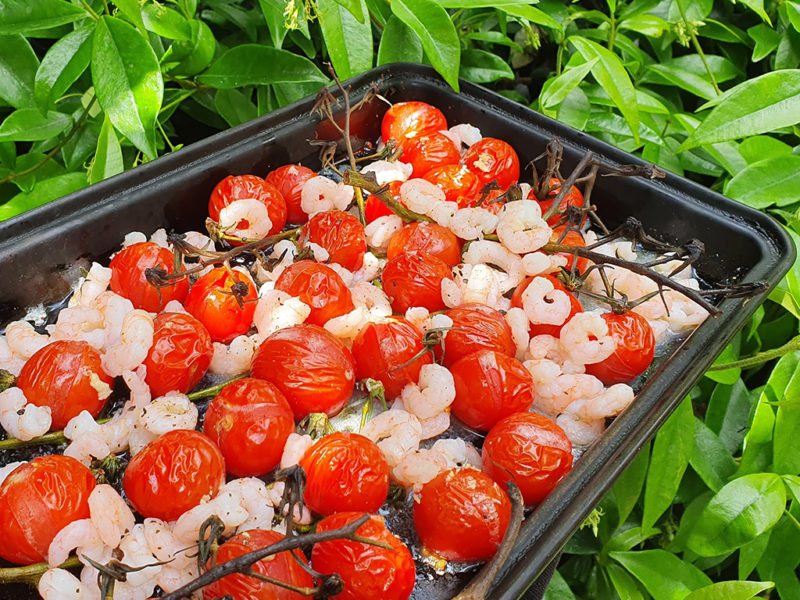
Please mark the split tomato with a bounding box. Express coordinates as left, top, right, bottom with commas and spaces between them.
109, 242, 189, 312
462, 138, 520, 189
208, 174, 287, 238
184, 267, 258, 343
586, 311, 655, 384
299, 210, 367, 271
510, 275, 583, 339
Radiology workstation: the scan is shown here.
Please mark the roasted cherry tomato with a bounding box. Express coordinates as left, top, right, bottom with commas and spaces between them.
17, 340, 113, 430
312, 512, 415, 600
109, 242, 189, 312
351, 318, 432, 399
482, 412, 573, 506
203, 529, 314, 600
550, 226, 589, 274
510, 275, 583, 339
0, 455, 96, 565
386, 222, 462, 267
123, 429, 225, 522
185, 267, 258, 343
143, 312, 213, 397
299, 210, 367, 271
462, 138, 520, 190
251, 324, 356, 419
274, 260, 354, 327
450, 349, 535, 431
365, 180, 405, 224
401, 130, 460, 178
203, 378, 295, 477
381, 101, 447, 151
441, 303, 516, 367
413, 468, 511, 562
208, 174, 287, 238
422, 164, 481, 208
265, 164, 316, 225
381, 250, 453, 313
585, 311, 655, 384
300, 433, 389, 515
537, 177, 585, 226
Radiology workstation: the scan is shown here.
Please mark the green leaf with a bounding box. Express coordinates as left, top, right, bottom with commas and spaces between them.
498, 4, 563, 31
0, 172, 87, 221
610, 550, 711, 600
10, 151, 65, 193
738, 0, 772, 24
772, 354, 800, 475
738, 385, 776, 476
739, 135, 793, 164
785, 1, 800, 32
333, 0, 366, 22
214, 88, 258, 128
618, 13, 668, 37
89, 115, 123, 185
460, 49, 514, 83
642, 397, 694, 529
668, 0, 712, 20
0, 34, 39, 109
377, 15, 423, 65
142, 4, 192, 40
739, 530, 772, 579
464, 31, 524, 53
197, 44, 329, 89
683, 581, 774, 600
705, 338, 741, 384
543, 570, 576, 600
257, 0, 289, 48
556, 87, 591, 130
687, 473, 786, 556
706, 381, 754, 454
34, 26, 93, 110
604, 526, 660, 554
113, 0, 146, 33
606, 563, 644, 600
643, 55, 739, 101
725, 155, 800, 209
539, 59, 597, 109
0, 108, 71, 142
690, 418, 737, 492
91, 16, 163, 160
391, 0, 460, 91
568, 36, 639, 142
0, 0, 87, 34
680, 70, 800, 150
748, 24, 780, 62
167, 20, 216, 76
669, 491, 713, 553
317, 0, 372, 80
612, 441, 649, 526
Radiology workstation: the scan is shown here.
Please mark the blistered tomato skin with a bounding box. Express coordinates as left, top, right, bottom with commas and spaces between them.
422, 164, 481, 208
299, 210, 367, 271
203, 529, 314, 600
365, 180, 404, 224
381, 101, 447, 150
265, 164, 316, 225
274, 260, 354, 327
510, 275, 583, 338
351, 318, 432, 399
586, 311, 656, 385
386, 222, 462, 267
203, 378, 295, 477
0, 455, 96, 565
482, 412, 573, 506
208, 174, 287, 237
537, 177, 585, 226
441, 304, 516, 367
300, 433, 389, 515
312, 512, 416, 600
251, 324, 356, 420
413, 468, 511, 562
462, 138, 520, 190
109, 242, 189, 312
185, 267, 258, 344
17, 340, 113, 430
143, 312, 214, 397
123, 429, 225, 522
450, 349, 535, 432
401, 130, 460, 178
381, 250, 453, 314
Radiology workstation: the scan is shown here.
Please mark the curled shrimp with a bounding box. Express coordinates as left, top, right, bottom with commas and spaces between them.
365, 215, 404, 252
505, 307, 530, 360
449, 207, 499, 240
559, 312, 615, 365
400, 178, 446, 214
39, 567, 92, 600
567, 384, 635, 421
218, 199, 272, 240
301, 176, 354, 215
150, 228, 170, 249
254, 289, 311, 338
69, 263, 112, 308
101, 310, 154, 377
172, 489, 249, 543
556, 407, 605, 447
446, 123, 482, 149
255, 239, 298, 283
419, 411, 450, 439
64, 411, 111, 465
4, 320, 50, 360
209, 335, 259, 376
462, 240, 524, 293
0, 337, 25, 376
392, 449, 448, 489
89, 484, 136, 548
521, 276, 572, 326
522, 251, 568, 276
496, 200, 551, 254
182, 230, 216, 254
280, 433, 314, 469
116, 524, 162, 593
441, 264, 507, 311
139, 392, 198, 435
47, 307, 106, 350
224, 478, 277, 531
351, 252, 385, 284
0, 387, 52, 441
361, 160, 412, 185
361, 409, 423, 468
398, 364, 455, 421
123, 231, 147, 247
526, 334, 585, 374
47, 518, 105, 568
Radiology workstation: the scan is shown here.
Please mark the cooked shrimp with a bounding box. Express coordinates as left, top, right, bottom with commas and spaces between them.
361, 160, 413, 185
150, 228, 170, 248
162, 299, 190, 315
255, 239, 298, 283
556, 408, 605, 447
218, 199, 272, 240
496, 200, 551, 254
0, 461, 25, 487
419, 411, 450, 439
209, 335, 259, 376
462, 240, 524, 293
101, 310, 154, 377
123, 231, 147, 247
264, 481, 313, 526
526, 334, 585, 374
307, 241, 330, 262
94, 291, 135, 351
400, 179, 446, 214
559, 312, 615, 365
352, 252, 385, 284
301, 176, 354, 215
441, 264, 506, 310
398, 364, 455, 421
505, 307, 530, 360
89, 484, 136, 548
352, 281, 392, 317
449, 207, 499, 240
69, 263, 112, 308
521, 276, 572, 326
433, 438, 482, 470
172, 488, 249, 543
64, 411, 111, 465
280, 433, 314, 469
115, 524, 162, 594
223, 478, 277, 531
567, 384, 635, 421
0, 337, 25, 375
392, 449, 448, 489
139, 392, 198, 435
143, 518, 187, 565
0, 386, 52, 440
361, 409, 423, 468
4, 321, 49, 360
38, 568, 90, 600
47, 307, 105, 349
522, 251, 568, 276
182, 230, 217, 254
430, 201, 459, 228
47, 518, 105, 568
365, 215, 404, 252
253, 290, 310, 339
447, 123, 482, 149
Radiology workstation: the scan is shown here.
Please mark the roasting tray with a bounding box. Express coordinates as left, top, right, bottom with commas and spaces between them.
0, 64, 794, 600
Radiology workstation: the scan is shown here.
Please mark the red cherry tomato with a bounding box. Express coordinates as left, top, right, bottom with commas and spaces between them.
208, 175, 287, 239
251, 324, 356, 420
123, 429, 225, 522
265, 164, 316, 225
585, 311, 655, 385
413, 468, 511, 562
16, 340, 113, 430
401, 130, 460, 178
184, 267, 258, 343
381, 101, 447, 151
381, 250, 453, 313
274, 260, 354, 327
550, 227, 589, 274
537, 177, 585, 226
351, 318, 432, 399
203, 378, 295, 477
482, 412, 573, 506
0, 455, 96, 565
450, 349, 535, 431
365, 180, 405, 224
386, 222, 462, 267
441, 303, 516, 367
202, 529, 314, 600
510, 276, 583, 338
312, 512, 415, 600
422, 164, 481, 208
462, 138, 520, 189
109, 242, 189, 312
299, 210, 367, 271
143, 312, 213, 397
300, 433, 389, 515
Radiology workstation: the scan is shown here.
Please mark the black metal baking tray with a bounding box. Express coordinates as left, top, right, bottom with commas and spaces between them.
0, 64, 794, 600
